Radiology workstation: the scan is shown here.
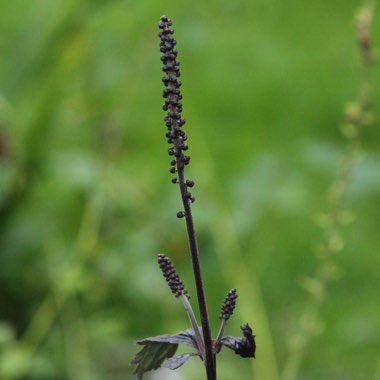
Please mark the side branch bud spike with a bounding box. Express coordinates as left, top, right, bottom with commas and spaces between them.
219, 288, 238, 320
157, 254, 189, 298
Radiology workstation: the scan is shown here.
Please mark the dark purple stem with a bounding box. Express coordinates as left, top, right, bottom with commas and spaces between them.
177, 165, 216, 379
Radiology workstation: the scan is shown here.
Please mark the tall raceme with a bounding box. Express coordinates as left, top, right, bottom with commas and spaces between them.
159, 15, 195, 213
159, 16, 188, 164
131, 16, 256, 380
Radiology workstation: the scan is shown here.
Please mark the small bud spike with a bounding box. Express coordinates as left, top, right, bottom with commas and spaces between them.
219, 288, 238, 320
157, 254, 189, 298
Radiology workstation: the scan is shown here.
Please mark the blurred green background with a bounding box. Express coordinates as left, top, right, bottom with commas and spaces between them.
0, 0, 379, 379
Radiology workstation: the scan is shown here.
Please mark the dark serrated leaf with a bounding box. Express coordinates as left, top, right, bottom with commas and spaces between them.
136, 328, 198, 348
163, 353, 198, 370
131, 342, 178, 379
221, 323, 256, 358
131, 329, 199, 379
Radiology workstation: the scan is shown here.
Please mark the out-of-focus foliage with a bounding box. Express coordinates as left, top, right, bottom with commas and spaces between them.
0, 1, 379, 379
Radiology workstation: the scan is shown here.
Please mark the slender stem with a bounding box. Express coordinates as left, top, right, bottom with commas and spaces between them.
181, 295, 206, 360
216, 319, 227, 343
177, 166, 216, 380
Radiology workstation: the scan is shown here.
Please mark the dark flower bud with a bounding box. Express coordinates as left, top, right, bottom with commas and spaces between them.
219, 288, 238, 320
171, 178, 178, 184
186, 180, 194, 187
169, 167, 176, 174
165, 61, 175, 70
177, 211, 186, 218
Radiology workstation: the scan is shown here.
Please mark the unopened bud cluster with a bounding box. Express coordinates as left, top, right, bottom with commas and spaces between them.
236, 323, 256, 358
159, 15, 195, 217
219, 288, 238, 320
158, 254, 188, 298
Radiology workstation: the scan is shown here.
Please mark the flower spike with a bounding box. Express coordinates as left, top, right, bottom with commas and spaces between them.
157, 254, 189, 298
159, 15, 194, 196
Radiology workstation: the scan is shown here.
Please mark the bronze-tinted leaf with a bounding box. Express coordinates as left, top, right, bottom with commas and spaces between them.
131, 329, 199, 379
131, 342, 178, 379
163, 352, 198, 370
136, 328, 197, 348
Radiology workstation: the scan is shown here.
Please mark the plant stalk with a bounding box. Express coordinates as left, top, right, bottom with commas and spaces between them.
177, 166, 216, 380
216, 319, 227, 343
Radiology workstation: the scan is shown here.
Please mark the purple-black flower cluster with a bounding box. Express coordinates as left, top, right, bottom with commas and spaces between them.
158, 253, 189, 298
219, 288, 238, 321
159, 15, 195, 213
